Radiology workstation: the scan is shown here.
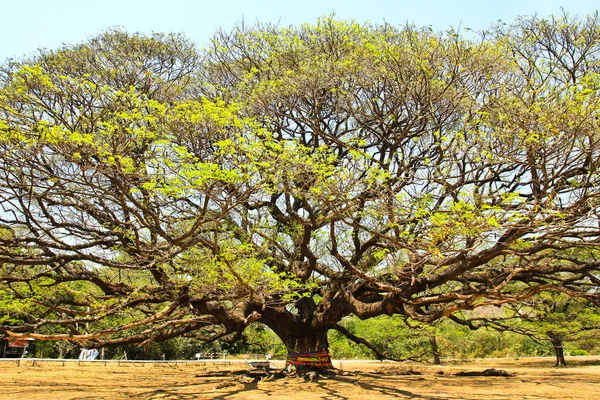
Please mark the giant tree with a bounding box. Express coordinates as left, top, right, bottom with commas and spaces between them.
2, 15, 600, 364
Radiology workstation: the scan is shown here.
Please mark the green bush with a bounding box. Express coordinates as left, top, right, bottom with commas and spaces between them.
570, 349, 590, 356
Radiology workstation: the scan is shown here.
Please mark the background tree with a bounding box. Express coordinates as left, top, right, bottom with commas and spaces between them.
450, 291, 600, 366
1, 14, 600, 364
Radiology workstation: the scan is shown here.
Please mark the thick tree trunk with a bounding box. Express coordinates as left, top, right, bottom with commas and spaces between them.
279, 329, 330, 354
274, 327, 333, 373
430, 336, 441, 365
260, 300, 333, 371
551, 339, 567, 366
261, 298, 332, 353
548, 333, 567, 366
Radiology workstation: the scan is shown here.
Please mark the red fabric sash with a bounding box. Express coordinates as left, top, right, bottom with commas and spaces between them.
285, 349, 332, 368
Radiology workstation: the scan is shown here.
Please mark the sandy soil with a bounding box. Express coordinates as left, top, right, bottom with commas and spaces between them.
1, 356, 599, 399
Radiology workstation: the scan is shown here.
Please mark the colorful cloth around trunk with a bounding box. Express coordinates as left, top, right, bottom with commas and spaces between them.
285, 349, 332, 370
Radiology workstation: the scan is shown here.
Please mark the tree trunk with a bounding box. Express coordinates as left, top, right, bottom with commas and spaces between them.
430, 336, 441, 365
279, 329, 330, 354
261, 309, 333, 371
548, 333, 567, 366
260, 297, 337, 372
269, 326, 332, 373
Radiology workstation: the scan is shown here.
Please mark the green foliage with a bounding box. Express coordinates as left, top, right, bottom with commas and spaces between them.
240, 323, 286, 357
328, 316, 431, 359
328, 312, 600, 361
437, 321, 548, 359
499, 292, 600, 348
2, 14, 600, 356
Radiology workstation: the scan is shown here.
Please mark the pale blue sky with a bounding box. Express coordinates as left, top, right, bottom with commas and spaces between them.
1, 0, 598, 62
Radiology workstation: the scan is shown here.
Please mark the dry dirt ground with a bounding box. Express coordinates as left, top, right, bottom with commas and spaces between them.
1, 356, 599, 399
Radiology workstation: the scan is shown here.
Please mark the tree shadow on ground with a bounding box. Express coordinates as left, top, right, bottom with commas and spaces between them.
204, 371, 455, 400
205, 380, 278, 400
329, 373, 448, 400
564, 359, 600, 367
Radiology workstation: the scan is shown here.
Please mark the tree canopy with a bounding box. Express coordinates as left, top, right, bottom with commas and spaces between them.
1, 14, 600, 357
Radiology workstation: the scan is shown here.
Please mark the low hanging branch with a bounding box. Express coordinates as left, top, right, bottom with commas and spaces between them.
332, 324, 428, 362
332, 324, 387, 360
4, 302, 204, 343
6, 316, 215, 348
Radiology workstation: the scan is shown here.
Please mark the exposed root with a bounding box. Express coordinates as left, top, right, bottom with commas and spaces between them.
370, 366, 425, 376
455, 368, 516, 377
214, 381, 237, 389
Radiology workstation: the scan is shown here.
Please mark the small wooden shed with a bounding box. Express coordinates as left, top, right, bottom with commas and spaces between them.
1, 338, 34, 358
